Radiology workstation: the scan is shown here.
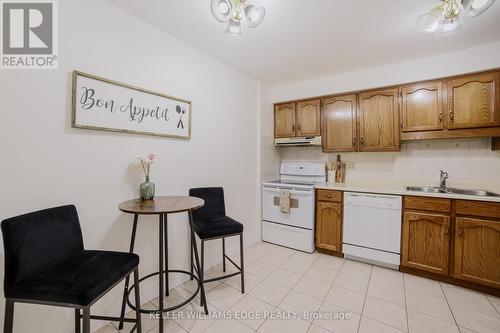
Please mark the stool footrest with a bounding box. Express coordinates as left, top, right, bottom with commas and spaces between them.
204, 271, 241, 283
80, 314, 138, 323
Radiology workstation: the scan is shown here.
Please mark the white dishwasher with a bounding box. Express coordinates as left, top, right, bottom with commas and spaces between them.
343, 192, 402, 269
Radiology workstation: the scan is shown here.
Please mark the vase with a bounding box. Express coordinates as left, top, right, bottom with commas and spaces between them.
140, 176, 155, 200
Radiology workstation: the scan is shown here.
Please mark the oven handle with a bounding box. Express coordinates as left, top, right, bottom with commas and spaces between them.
262, 187, 313, 195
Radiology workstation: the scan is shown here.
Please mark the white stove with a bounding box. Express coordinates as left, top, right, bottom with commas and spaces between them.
262, 161, 326, 253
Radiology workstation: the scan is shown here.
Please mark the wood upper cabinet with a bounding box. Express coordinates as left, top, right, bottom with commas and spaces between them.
274, 103, 296, 138
297, 99, 321, 136
322, 95, 357, 152
454, 217, 500, 288
402, 211, 450, 276
316, 196, 342, 253
447, 72, 500, 129
401, 82, 444, 132
358, 88, 400, 151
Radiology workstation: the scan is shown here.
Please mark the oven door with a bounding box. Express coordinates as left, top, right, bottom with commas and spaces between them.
262, 186, 314, 230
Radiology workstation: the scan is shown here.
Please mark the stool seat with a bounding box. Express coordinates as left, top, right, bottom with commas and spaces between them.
192, 216, 243, 239
8, 250, 139, 306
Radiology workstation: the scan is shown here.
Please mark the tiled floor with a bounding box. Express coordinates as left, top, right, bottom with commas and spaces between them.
96, 242, 500, 333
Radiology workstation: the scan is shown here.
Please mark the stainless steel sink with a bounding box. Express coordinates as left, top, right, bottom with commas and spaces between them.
406, 186, 500, 197
405, 186, 445, 193
445, 188, 500, 197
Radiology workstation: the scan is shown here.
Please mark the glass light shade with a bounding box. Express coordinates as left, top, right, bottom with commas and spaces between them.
416, 7, 443, 33
435, 15, 465, 36
245, 5, 266, 28
211, 0, 233, 23
462, 0, 496, 17
225, 19, 242, 35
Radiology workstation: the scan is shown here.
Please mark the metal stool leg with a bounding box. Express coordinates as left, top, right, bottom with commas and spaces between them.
118, 214, 139, 330
74, 308, 80, 333
82, 307, 90, 333
3, 299, 14, 333
222, 237, 226, 273
200, 239, 205, 307
189, 212, 208, 315
240, 234, 245, 294
133, 268, 142, 333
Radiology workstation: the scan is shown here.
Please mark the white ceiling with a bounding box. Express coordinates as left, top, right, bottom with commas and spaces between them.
108, 0, 500, 84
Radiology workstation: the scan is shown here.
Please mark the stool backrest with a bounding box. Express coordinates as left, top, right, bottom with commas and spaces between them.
189, 187, 226, 220
1, 205, 84, 292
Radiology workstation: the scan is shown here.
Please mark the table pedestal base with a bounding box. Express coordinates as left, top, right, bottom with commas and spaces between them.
118, 213, 208, 333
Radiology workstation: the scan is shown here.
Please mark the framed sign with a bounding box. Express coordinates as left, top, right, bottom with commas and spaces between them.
71, 70, 191, 139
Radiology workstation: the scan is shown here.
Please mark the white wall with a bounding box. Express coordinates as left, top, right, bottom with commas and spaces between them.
0, 1, 260, 332
269, 41, 500, 101
265, 42, 500, 189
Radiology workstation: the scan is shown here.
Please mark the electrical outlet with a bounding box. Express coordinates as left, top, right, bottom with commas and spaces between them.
346, 161, 355, 169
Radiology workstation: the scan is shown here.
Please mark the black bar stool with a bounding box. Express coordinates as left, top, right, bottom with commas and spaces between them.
189, 187, 245, 304
1, 205, 142, 333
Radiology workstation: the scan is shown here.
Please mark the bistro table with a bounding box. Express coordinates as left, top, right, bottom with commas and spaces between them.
117, 196, 207, 333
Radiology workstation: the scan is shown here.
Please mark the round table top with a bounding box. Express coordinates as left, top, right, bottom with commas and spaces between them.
119, 196, 205, 215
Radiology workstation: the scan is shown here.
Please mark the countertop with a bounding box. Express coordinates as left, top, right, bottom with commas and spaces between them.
315, 181, 500, 203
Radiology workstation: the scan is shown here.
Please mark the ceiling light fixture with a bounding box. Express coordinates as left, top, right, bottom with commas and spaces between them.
210, 0, 265, 35
416, 0, 495, 36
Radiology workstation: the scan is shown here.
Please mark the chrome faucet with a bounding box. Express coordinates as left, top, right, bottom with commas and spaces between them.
440, 170, 449, 190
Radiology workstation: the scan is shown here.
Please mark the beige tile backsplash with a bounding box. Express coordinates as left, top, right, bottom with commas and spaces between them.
279, 138, 500, 191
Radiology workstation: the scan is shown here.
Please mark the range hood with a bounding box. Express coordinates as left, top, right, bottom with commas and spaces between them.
275, 136, 322, 147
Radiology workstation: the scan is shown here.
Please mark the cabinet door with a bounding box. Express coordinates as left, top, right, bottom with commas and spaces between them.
401, 81, 444, 132
316, 201, 342, 252
454, 217, 500, 288
322, 95, 357, 152
402, 211, 450, 275
274, 103, 296, 138
358, 88, 400, 151
447, 72, 500, 129
297, 99, 321, 137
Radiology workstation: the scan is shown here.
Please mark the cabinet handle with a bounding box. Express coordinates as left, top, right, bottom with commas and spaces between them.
449, 110, 454, 123
439, 111, 443, 122
444, 228, 449, 238
298, 125, 301, 131
360, 136, 364, 145
325, 194, 332, 199
353, 137, 356, 147
292, 124, 295, 131
337, 211, 341, 220
457, 226, 463, 238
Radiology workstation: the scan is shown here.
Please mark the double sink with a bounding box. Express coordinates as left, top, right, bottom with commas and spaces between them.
406, 186, 500, 197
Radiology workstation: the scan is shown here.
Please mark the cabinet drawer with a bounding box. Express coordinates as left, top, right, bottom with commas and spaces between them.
404, 196, 451, 213
455, 200, 500, 219
317, 190, 342, 202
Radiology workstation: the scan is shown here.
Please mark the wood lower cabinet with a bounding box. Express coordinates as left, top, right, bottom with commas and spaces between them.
401, 197, 500, 294
274, 103, 296, 138
454, 217, 500, 288
401, 82, 444, 132
358, 88, 400, 151
297, 99, 321, 136
402, 211, 450, 275
315, 191, 342, 254
447, 72, 500, 129
322, 95, 357, 152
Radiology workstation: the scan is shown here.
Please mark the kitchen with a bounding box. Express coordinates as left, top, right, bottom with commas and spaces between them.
1, 1, 500, 333
260, 32, 500, 333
